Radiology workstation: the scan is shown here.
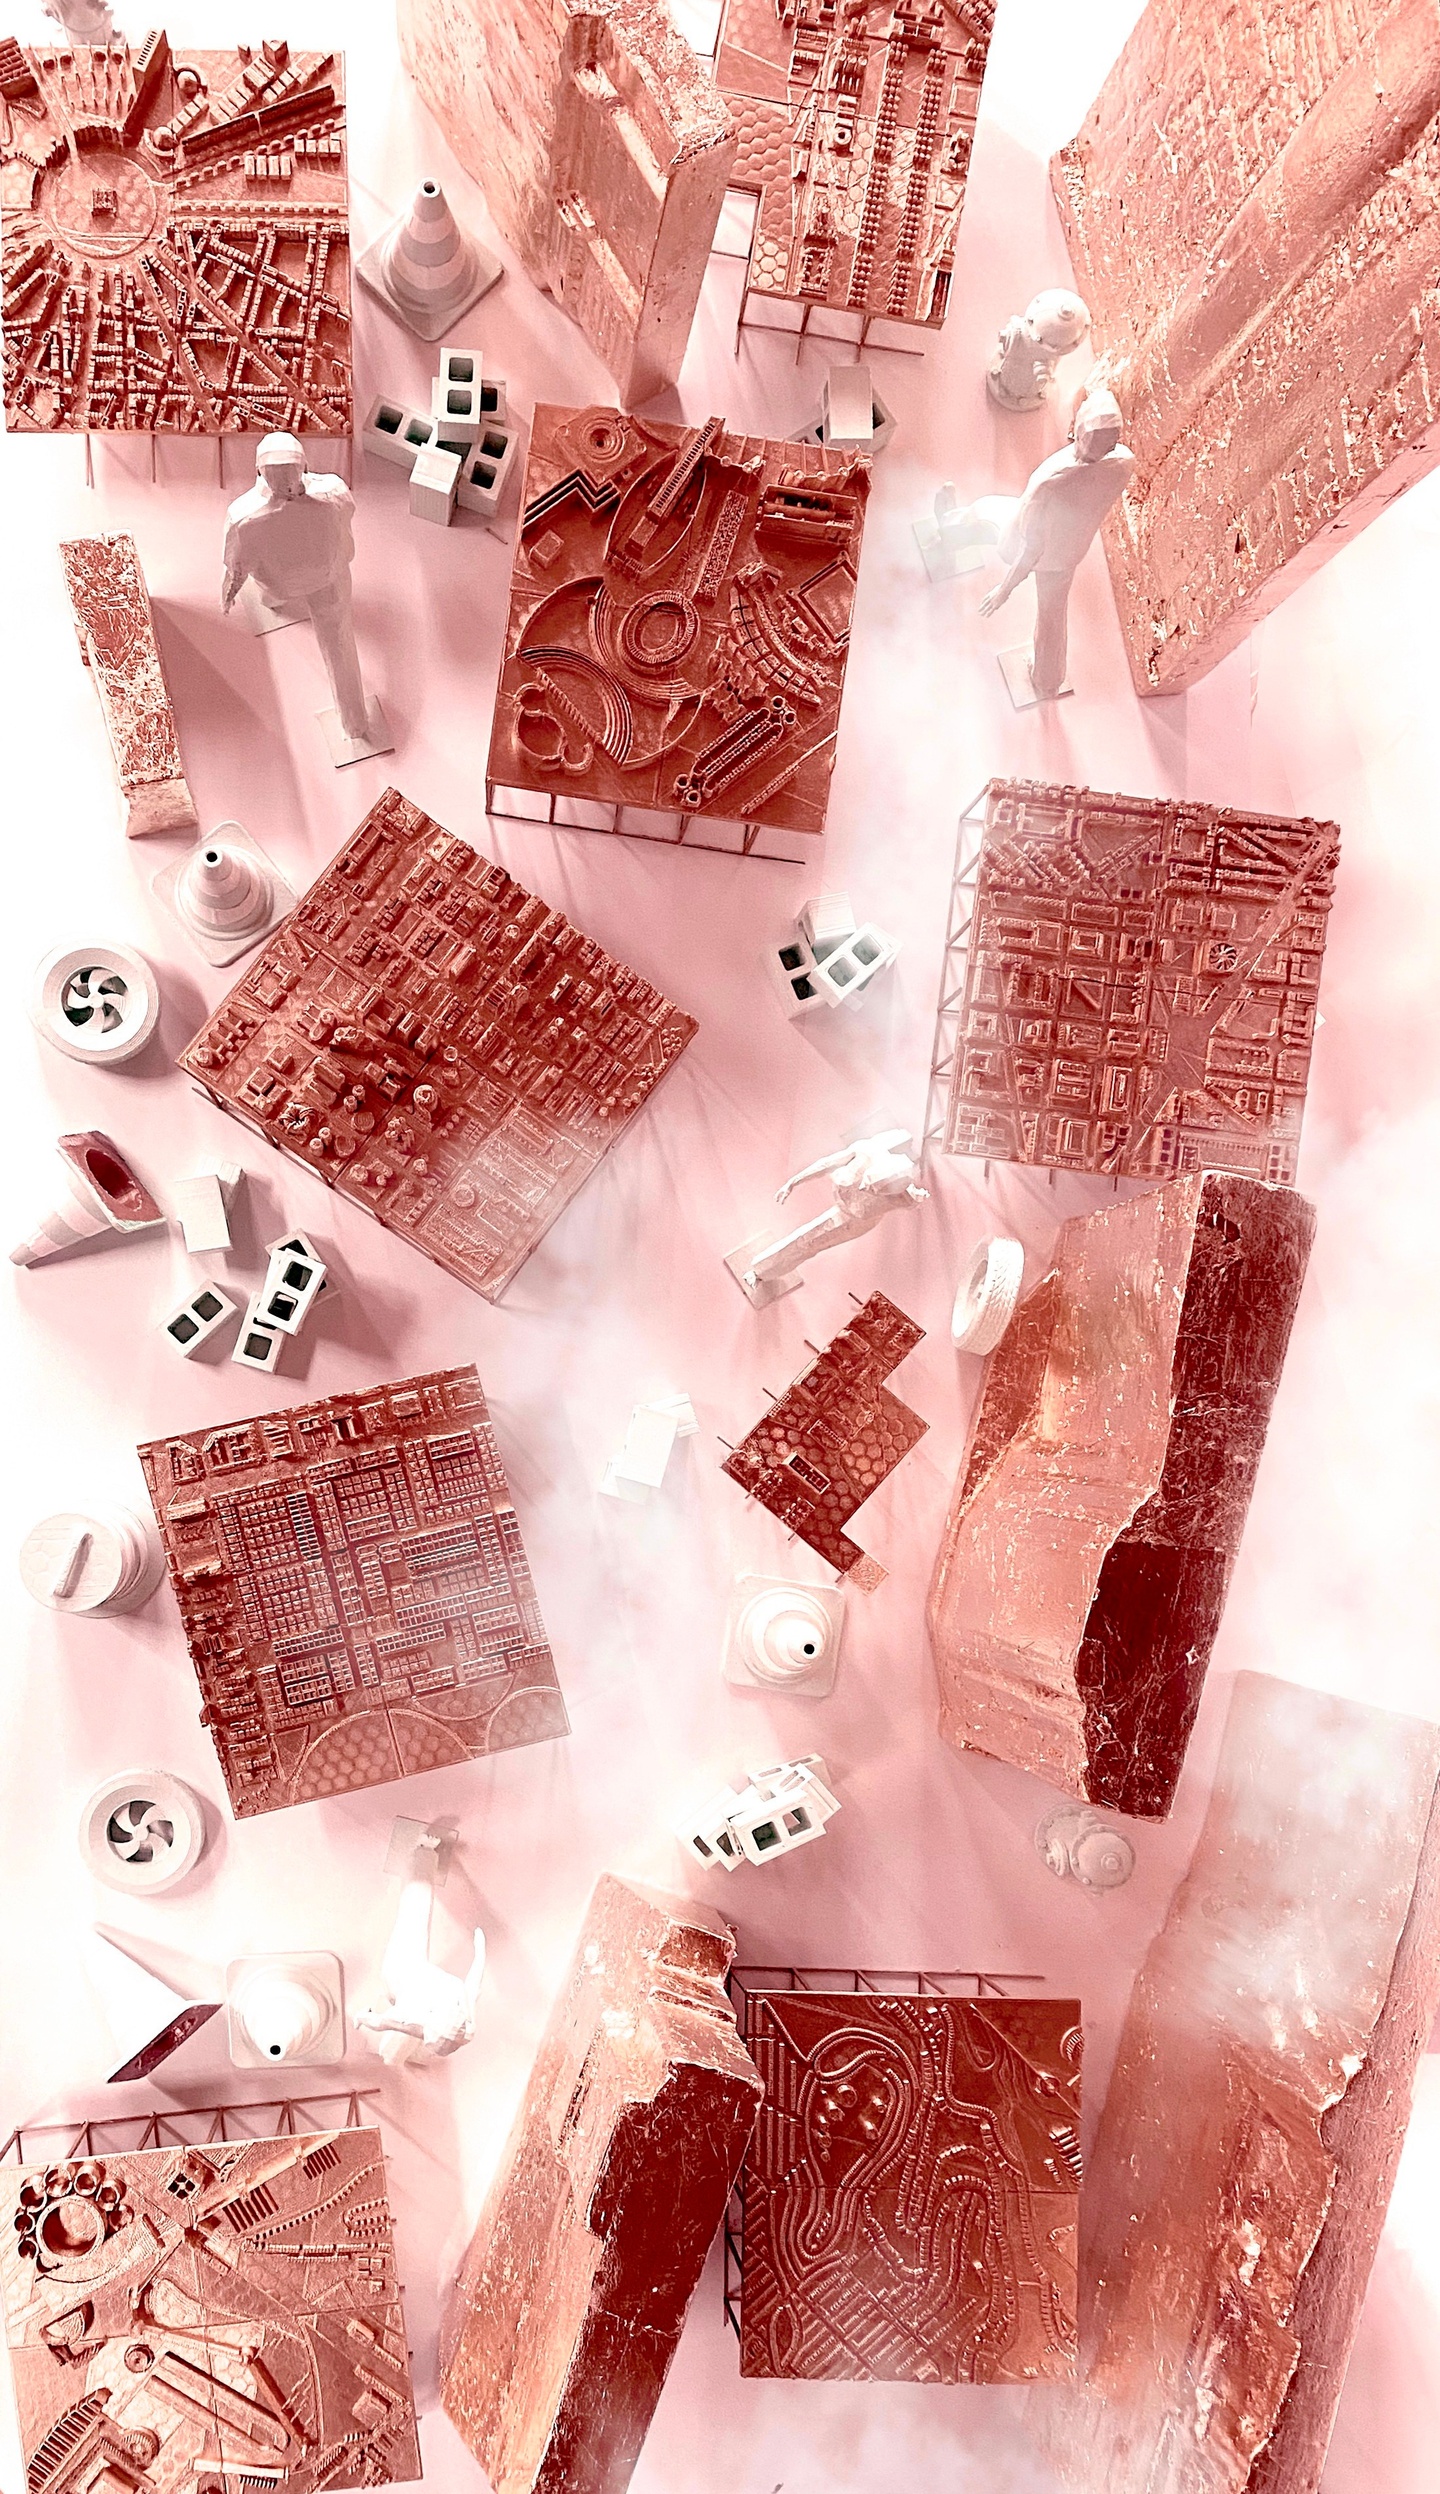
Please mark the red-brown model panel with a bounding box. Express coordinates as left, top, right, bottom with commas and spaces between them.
1051, 0, 1440, 693
717, 0, 995, 327
60, 533, 196, 836
736, 1985, 1081, 2381
0, 2126, 420, 2493
488, 405, 869, 839
721, 1291, 926, 1588
2, 33, 350, 434
942, 779, 1338, 1183
177, 785, 698, 1301
138, 1366, 567, 1819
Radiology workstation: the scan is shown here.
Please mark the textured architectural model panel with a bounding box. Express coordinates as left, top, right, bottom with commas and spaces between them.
1032, 1673, 1440, 2494
60, 533, 196, 838
178, 786, 697, 1302
1052, 0, 1440, 694
943, 780, 1338, 1182
722, 1291, 926, 1588
929, 1174, 1314, 1819
489, 405, 869, 838
137, 1365, 566, 1819
1, 34, 350, 434
442, 1875, 762, 2494
717, 0, 994, 327
0, 2126, 420, 2493
737, 1986, 1081, 2381
396, 0, 734, 402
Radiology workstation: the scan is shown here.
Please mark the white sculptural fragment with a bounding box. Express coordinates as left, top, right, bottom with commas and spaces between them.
978, 388, 1136, 700
986, 289, 1091, 411
222, 432, 392, 764
356, 1822, 485, 2066
43, 0, 115, 42
727, 1128, 927, 1306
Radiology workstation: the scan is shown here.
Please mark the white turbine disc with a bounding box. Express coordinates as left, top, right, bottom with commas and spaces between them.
952, 1235, 1025, 1353
80, 1769, 207, 1893
30, 943, 160, 1066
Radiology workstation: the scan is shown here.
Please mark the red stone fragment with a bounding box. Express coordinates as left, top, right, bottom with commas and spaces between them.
442, 1876, 762, 2494
60, 535, 197, 837
138, 1364, 567, 1818
1051, 0, 1440, 694
0, 2123, 420, 2493
722, 1291, 927, 1589
733, 1977, 1081, 2381
1030, 1672, 1440, 2494
928, 1173, 1315, 1818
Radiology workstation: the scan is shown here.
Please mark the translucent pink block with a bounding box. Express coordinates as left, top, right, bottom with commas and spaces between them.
1052, 0, 1440, 693
1030, 1671, 1440, 2494
928, 1173, 1315, 1818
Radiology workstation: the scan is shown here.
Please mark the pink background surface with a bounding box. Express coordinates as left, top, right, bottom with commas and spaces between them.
2, 3, 1438, 2487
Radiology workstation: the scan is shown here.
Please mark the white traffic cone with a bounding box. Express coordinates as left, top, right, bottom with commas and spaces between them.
176, 834, 274, 946
357, 178, 502, 342
11, 1132, 163, 1266
10, 1169, 115, 1266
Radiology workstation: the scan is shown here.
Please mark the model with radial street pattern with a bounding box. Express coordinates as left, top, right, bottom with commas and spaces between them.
1, 34, 351, 434
137, 1365, 567, 1817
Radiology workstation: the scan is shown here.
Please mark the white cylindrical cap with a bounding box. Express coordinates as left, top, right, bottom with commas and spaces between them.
20, 1507, 161, 1614
80, 1770, 208, 1894
29, 943, 161, 1067
952, 1235, 1025, 1353
734, 1585, 836, 1686
382, 180, 478, 318
231, 1968, 333, 2062
176, 831, 275, 941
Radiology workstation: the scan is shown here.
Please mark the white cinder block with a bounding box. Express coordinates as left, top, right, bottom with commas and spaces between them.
232, 1293, 285, 1372
259, 1240, 327, 1334
162, 1280, 241, 1358
171, 1171, 231, 1254
362, 394, 439, 472
410, 444, 461, 525
455, 424, 517, 518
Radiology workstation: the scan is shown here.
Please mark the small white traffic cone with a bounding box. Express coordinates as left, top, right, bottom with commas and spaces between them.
11, 1167, 117, 1266
357, 178, 502, 342
176, 835, 274, 945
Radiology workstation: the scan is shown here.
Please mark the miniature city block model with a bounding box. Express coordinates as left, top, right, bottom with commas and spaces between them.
599, 1393, 698, 1502
771, 890, 898, 1015
12, 1131, 163, 1267
137, 1365, 568, 1817
678, 1756, 840, 1871
716, 0, 996, 337
488, 406, 870, 851
0, 2125, 421, 2491
934, 779, 1339, 1182
29, 942, 160, 1067
1032, 1673, 1440, 2494
1, 36, 351, 434
60, 534, 196, 837
442, 1877, 762, 2494
731, 1971, 1081, 2380
397, 0, 734, 403
722, 1577, 846, 1696
722, 1292, 927, 1590
178, 786, 699, 1303
362, 347, 519, 523
928, 1173, 1316, 1819
1051, 0, 1440, 694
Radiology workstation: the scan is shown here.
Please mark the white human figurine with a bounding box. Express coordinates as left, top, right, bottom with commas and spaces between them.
986, 289, 1090, 412
730, 1129, 927, 1306
979, 388, 1136, 701
221, 432, 392, 765
355, 1824, 485, 2066
43, 0, 115, 40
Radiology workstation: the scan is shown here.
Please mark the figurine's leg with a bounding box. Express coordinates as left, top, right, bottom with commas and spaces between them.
1031, 569, 1070, 699
745, 1210, 843, 1289
307, 586, 371, 738
379, 1875, 436, 1999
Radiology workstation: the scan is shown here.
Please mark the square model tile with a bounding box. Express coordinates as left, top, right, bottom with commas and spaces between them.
736, 1986, 1082, 2380
488, 405, 869, 838
138, 1365, 567, 1817
0, 2126, 420, 2490
178, 786, 698, 1301
941, 778, 1339, 1181
1, 33, 350, 434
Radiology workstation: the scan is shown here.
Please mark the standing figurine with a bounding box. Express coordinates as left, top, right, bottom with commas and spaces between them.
979, 388, 1136, 701
222, 432, 392, 765
355, 1822, 485, 2066
986, 290, 1090, 412
726, 1129, 927, 1307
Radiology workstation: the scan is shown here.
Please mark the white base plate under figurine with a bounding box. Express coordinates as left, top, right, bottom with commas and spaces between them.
233, 578, 303, 638
724, 1232, 805, 1309
318, 699, 395, 767
356, 229, 503, 344
913, 519, 992, 583
998, 647, 1073, 708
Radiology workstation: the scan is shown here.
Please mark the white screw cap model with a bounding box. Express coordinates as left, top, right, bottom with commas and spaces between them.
952, 1236, 1025, 1352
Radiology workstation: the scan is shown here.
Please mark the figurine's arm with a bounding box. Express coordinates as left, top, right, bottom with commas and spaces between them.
979, 543, 1036, 616
776, 1147, 850, 1205
220, 518, 250, 613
